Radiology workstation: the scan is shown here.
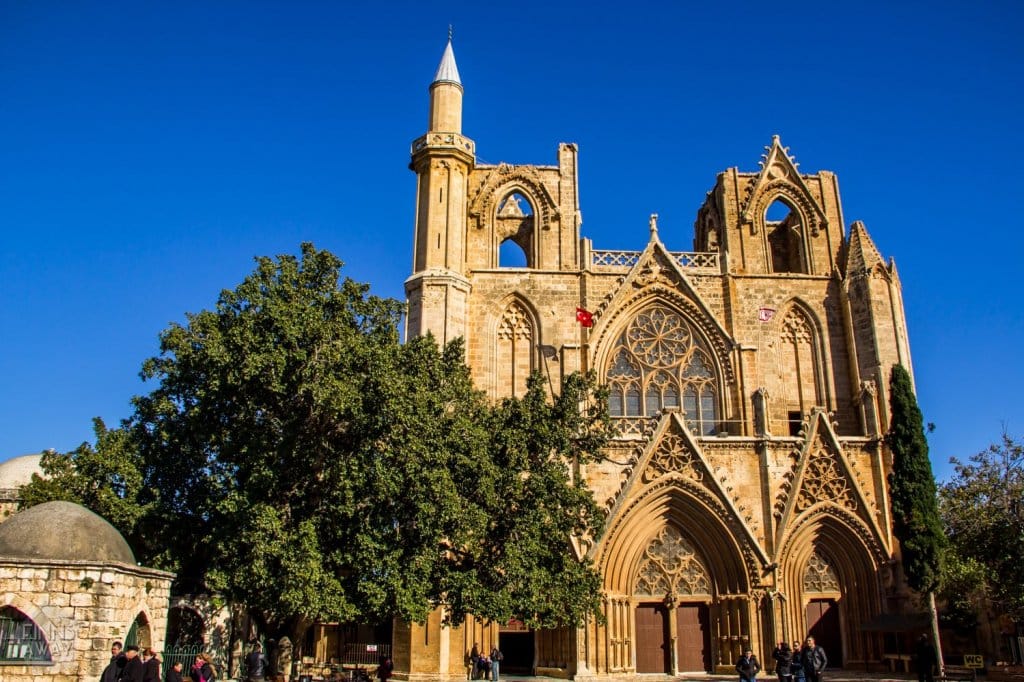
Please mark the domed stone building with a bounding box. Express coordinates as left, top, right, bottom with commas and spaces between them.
0, 500, 173, 681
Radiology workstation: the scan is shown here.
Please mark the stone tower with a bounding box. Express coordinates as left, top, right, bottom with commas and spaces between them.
405, 37, 475, 347
396, 39, 915, 681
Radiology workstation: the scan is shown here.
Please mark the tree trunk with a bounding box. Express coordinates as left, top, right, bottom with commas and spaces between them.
928, 591, 945, 675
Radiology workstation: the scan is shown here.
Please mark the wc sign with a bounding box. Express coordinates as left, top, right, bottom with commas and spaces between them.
964, 655, 984, 668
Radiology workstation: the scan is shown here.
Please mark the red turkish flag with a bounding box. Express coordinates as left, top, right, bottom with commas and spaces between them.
576, 307, 594, 328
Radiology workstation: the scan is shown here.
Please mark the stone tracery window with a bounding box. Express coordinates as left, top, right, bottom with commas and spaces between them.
605, 306, 719, 434
779, 306, 822, 417
802, 550, 840, 594
496, 300, 534, 398
634, 526, 711, 597
0, 606, 52, 663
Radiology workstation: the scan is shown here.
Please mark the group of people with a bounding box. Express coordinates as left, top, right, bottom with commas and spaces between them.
101, 641, 217, 682
468, 643, 504, 681
736, 636, 828, 682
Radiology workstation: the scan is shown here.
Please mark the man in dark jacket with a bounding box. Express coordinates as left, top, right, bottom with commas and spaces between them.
101, 641, 126, 682
802, 637, 828, 682
736, 649, 761, 682
916, 634, 937, 682
122, 644, 145, 682
773, 641, 793, 682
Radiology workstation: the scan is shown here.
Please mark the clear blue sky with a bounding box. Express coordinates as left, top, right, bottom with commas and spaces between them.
2, 1, 1022, 481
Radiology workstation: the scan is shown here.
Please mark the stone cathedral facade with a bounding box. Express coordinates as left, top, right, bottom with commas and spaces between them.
396, 39, 914, 680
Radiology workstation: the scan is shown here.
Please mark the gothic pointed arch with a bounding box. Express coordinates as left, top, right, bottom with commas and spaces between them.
601, 304, 723, 435
770, 300, 831, 420
596, 414, 768, 590
772, 410, 890, 559
491, 295, 539, 398
775, 505, 888, 667
740, 136, 827, 238
469, 164, 560, 238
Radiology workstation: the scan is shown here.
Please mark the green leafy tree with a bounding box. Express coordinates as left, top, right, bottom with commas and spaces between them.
887, 364, 947, 670
939, 434, 1024, 621
21, 243, 613, 649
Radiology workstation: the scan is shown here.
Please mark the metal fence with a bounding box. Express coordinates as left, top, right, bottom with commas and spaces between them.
163, 643, 204, 679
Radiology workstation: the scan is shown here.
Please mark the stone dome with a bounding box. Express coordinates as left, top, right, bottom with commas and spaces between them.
0, 500, 136, 564
0, 453, 44, 490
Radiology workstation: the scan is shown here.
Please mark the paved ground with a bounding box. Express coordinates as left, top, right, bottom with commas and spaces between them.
494, 674, 927, 682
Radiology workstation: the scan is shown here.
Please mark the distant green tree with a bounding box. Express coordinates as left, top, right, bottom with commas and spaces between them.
939, 434, 1024, 621
21, 243, 613, 649
887, 364, 947, 670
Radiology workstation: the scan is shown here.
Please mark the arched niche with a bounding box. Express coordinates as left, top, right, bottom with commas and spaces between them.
493, 296, 539, 399
775, 303, 828, 430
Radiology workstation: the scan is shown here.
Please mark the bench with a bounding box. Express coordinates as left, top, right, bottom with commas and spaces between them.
940, 665, 977, 682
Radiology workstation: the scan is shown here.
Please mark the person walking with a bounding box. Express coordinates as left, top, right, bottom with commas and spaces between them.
246, 643, 268, 682
489, 645, 503, 682
736, 648, 761, 682
773, 641, 793, 682
916, 633, 937, 682
802, 637, 827, 682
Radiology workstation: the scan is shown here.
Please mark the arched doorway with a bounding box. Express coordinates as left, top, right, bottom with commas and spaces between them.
497, 620, 534, 675
126, 612, 152, 649
633, 526, 712, 673
804, 551, 842, 667
779, 507, 888, 668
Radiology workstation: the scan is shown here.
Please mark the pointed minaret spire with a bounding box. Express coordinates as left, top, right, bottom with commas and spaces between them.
427, 32, 463, 133
432, 32, 462, 86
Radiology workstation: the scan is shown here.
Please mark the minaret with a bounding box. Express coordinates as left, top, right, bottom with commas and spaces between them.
405, 35, 476, 345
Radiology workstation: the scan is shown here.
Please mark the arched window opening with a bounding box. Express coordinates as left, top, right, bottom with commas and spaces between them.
166, 606, 205, 647
0, 606, 52, 663
604, 306, 720, 434
765, 199, 805, 273
497, 192, 534, 267
496, 301, 534, 398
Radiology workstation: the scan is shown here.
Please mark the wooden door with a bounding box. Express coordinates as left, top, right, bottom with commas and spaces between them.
676, 603, 711, 672
634, 603, 670, 673
805, 599, 842, 667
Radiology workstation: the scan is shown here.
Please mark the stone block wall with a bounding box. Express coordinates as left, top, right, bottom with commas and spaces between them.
0, 558, 173, 682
